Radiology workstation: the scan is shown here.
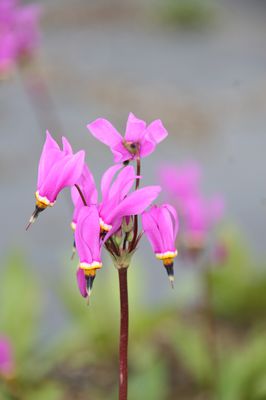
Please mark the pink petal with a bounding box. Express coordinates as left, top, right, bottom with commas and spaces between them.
145, 119, 168, 144
37, 131, 61, 188
108, 186, 161, 222
53, 151, 85, 196
62, 136, 73, 155
72, 163, 98, 206
111, 141, 133, 163
124, 112, 146, 142
87, 118, 122, 148
139, 137, 156, 158
108, 165, 135, 201
101, 164, 122, 202
163, 203, 179, 241
142, 209, 162, 253
75, 205, 101, 264
156, 206, 176, 251
39, 150, 85, 202
76, 268, 87, 298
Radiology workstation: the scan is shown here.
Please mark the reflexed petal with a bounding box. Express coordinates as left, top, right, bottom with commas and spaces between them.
108, 186, 161, 222
72, 163, 98, 206
39, 150, 85, 202
37, 131, 60, 187
76, 268, 87, 298
53, 150, 85, 198
87, 118, 122, 147
62, 136, 73, 155
101, 164, 122, 202
108, 165, 135, 201
164, 203, 179, 240
142, 209, 162, 253
146, 119, 168, 144
157, 206, 176, 251
124, 112, 146, 142
75, 205, 101, 263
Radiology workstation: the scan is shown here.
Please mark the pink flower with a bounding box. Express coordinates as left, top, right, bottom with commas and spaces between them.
36, 131, 85, 208
0, 0, 41, 74
159, 162, 201, 202
159, 162, 224, 249
71, 163, 98, 230
98, 164, 161, 235
87, 112, 168, 163
75, 205, 102, 298
183, 195, 224, 248
0, 336, 14, 378
142, 204, 178, 285
26, 131, 85, 230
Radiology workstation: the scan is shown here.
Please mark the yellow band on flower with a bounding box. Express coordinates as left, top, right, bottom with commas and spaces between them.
155, 250, 178, 264
99, 217, 112, 232
79, 261, 102, 273
35, 191, 55, 208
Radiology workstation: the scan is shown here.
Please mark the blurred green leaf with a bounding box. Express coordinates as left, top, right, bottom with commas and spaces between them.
0, 252, 40, 365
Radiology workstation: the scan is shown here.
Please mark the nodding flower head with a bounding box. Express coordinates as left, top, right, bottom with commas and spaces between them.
0, 336, 14, 378
26, 131, 85, 230
75, 205, 102, 301
87, 112, 168, 163
99, 164, 161, 236
142, 204, 178, 286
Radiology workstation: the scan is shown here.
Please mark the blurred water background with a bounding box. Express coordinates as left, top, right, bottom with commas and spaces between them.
0, 1, 266, 399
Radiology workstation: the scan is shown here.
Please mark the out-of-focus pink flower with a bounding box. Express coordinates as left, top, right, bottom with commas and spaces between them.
75, 205, 102, 298
0, 0, 41, 74
0, 336, 14, 378
71, 163, 98, 230
142, 204, 178, 285
98, 164, 161, 235
183, 194, 224, 248
159, 162, 224, 249
36, 131, 85, 208
87, 112, 168, 163
159, 162, 201, 202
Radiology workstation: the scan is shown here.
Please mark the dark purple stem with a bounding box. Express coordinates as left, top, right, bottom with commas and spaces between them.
74, 184, 87, 206
129, 158, 141, 252
118, 268, 129, 400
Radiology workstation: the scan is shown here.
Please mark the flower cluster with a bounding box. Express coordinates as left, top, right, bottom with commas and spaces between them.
160, 162, 224, 253
0, 0, 41, 76
27, 113, 179, 302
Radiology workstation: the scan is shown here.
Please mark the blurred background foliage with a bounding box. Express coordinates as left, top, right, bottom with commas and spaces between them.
1, 232, 266, 399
